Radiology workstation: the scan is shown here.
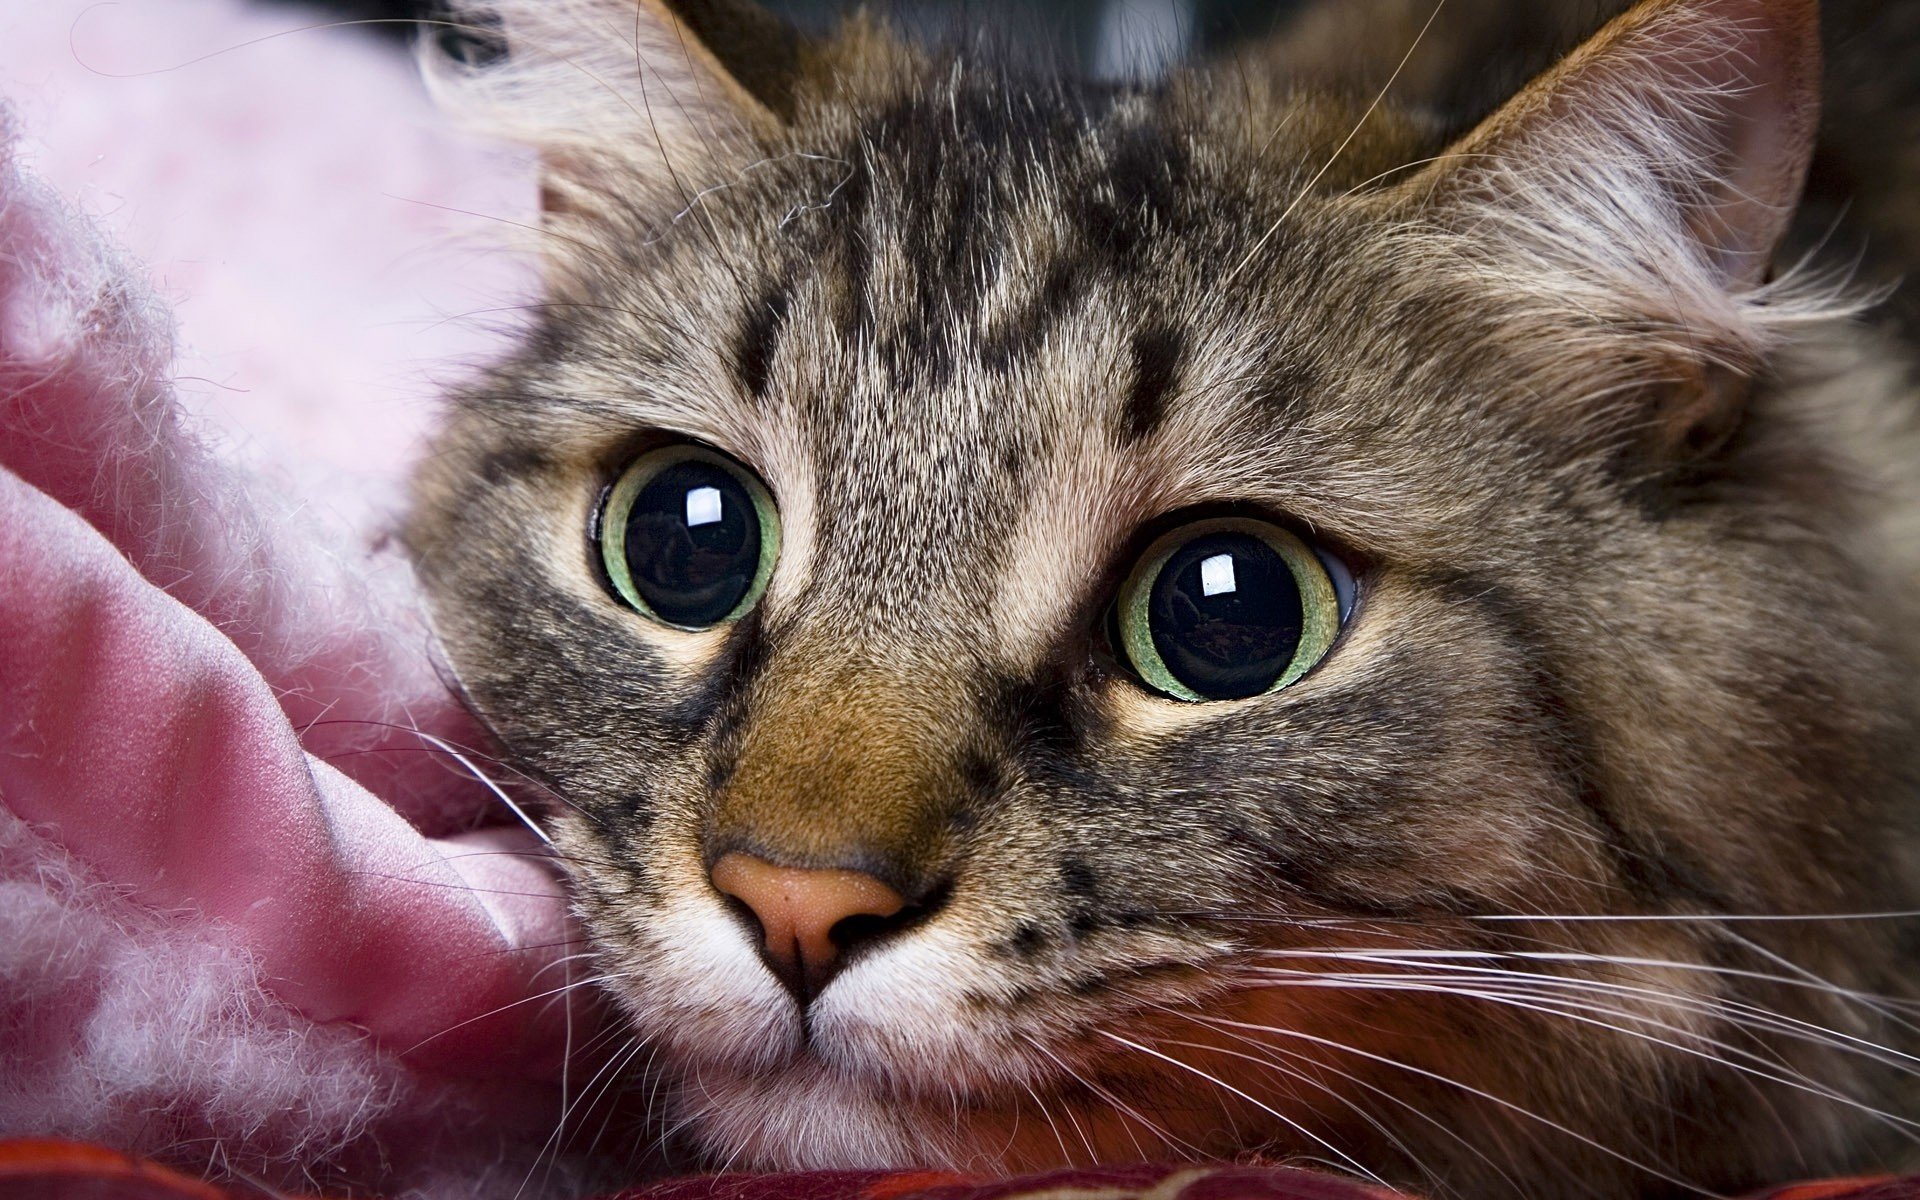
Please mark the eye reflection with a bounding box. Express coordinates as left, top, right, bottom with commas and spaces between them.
686, 485, 724, 527
1199, 553, 1236, 597
1148, 532, 1304, 701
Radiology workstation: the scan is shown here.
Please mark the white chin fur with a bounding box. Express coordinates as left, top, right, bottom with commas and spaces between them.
613, 893, 1059, 1166
807, 924, 1054, 1096
679, 1060, 975, 1171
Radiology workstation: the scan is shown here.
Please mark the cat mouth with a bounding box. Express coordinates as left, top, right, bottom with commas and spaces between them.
665, 982, 1291, 1174
615, 887, 1432, 1173
666, 930, 1235, 1111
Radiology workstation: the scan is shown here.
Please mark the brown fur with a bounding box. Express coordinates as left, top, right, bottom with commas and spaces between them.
406, 1, 1920, 1195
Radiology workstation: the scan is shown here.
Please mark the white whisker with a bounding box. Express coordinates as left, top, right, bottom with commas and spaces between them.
402, 973, 625, 1058
1018, 1078, 1079, 1168
1023, 1035, 1190, 1161
1192, 1015, 1722, 1195
1222, 0, 1449, 288
1142, 1020, 1450, 1190
1243, 968, 1920, 1138
1099, 1027, 1390, 1186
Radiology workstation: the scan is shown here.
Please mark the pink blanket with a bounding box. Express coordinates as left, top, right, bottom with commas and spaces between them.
0, 87, 633, 1199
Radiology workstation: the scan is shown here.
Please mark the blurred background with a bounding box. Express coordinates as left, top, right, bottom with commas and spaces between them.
283, 0, 1306, 78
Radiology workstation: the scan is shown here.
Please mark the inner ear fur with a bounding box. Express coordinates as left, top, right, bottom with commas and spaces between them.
1411, 0, 1821, 287
1640, 356, 1756, 467
1391, 0, 1822, 468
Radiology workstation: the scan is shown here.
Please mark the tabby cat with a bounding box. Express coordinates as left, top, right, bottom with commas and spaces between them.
404, 0, 1920, 1195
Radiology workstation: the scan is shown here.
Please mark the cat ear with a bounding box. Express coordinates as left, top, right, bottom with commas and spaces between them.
1402, 0, 1820, 290
1390, 0, 1824, 466
424, 0, 799, 207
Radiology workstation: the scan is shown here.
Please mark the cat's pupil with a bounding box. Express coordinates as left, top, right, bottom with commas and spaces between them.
622, 459, 762, 627
1148, 532, 1304, 700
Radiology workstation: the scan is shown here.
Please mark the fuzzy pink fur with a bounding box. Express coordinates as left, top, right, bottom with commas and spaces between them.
0, 8, 638, 1195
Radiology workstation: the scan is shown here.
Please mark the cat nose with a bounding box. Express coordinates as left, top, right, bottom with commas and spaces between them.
709, 852, 909, 1003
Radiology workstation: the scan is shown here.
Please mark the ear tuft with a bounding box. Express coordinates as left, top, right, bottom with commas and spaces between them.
421, 0, 793, 207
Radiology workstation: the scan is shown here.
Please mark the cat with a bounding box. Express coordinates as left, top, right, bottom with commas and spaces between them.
402, 0, 1920, 1195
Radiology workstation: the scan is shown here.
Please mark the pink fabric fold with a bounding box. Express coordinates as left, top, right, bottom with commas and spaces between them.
0, 94, 588, 1079
0, 52, 622, 1192
0, 468, 579, 1075
0, 163, 499, 836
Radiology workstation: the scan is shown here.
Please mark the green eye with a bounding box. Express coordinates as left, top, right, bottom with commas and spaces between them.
597, 444, 779, 629
1112, 517, 1347, 703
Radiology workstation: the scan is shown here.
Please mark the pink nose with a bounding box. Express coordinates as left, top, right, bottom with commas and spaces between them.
709, 852, 908, 1001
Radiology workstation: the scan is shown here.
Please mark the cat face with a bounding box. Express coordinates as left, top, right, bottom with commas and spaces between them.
407, 0, 1920, 1193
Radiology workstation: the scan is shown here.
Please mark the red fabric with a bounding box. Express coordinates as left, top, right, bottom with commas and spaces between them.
0, 1140, 234, 1200
1752, 1181, 1909, 1200
615, 1164, 1409, 1200
6, 1141, 1917, 1200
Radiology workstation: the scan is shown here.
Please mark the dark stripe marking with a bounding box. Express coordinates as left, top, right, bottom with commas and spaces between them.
1078, 117, 1187, 269
479, 445, 551, 485
735, 280, 791, 401
832, 163, 874, 341
1120, 325, 1183, 444
1060, 858, 1099, 896
981, 261, 1082, 373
